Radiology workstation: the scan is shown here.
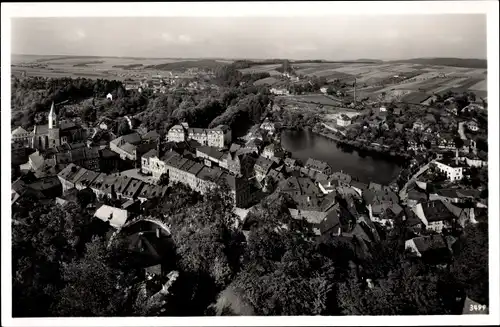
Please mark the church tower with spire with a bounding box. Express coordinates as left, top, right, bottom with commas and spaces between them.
48, 101, 61, 148
48, 101, 58, 129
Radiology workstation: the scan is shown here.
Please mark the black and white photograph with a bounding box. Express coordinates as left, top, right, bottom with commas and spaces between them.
1, 2, 499, 326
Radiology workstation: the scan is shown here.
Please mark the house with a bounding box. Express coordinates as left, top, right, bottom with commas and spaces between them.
446, 107, 458, 116
305, 158, 332, 175
331, 171, 352, 185
58, 163, 89, 192
336, 114, 352, 127
167, 124, 231, 148
11, 126, 32, 146
260, 118, 276, 133
245, 138, 264, 154
318, 204, 349, 237
270, 87, 290, 95
141, 130, 161, 143
196, 146, 225, 167
466, 120, 479, 132
109, 132, 143, 160
379, 106, 387, 112
437, 133, 456, 150
284, 157, 297, 168
434, 156, 464, 181
167, 124, 187, 143
262, 143, 285, 160
254, 156, 275, 182
393, 107, 402, 116
106, 93, 113, 101
405, 234, 452, 260
225, 151, 257, 177
413, 120, 425, 131
320, 87, 328, 94
412, 200, 456, 233
55, 188, 80, 206
463, 153, 487, 168
363, 185, 400, 226
318, 179, 339, 194
350, 181, 368, 196
28, 151, 47, 171
407, 189, 428, 208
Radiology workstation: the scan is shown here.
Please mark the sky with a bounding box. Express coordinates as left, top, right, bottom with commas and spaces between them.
11, 15, 487, 60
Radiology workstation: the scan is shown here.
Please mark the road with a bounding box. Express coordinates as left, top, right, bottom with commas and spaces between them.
322, 123, 347, 136
399, 161, 434, 202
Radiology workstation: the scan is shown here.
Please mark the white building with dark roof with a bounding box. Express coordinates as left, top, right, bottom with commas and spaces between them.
434, 155, 464, 181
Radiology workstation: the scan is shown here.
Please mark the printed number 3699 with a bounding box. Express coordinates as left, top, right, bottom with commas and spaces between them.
470, 304, 487, 311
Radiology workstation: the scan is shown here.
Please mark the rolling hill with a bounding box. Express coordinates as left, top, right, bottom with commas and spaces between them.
387, 58, 487, 69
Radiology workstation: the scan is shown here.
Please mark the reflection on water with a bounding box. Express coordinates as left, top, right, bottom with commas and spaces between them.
281, 129, 401, 185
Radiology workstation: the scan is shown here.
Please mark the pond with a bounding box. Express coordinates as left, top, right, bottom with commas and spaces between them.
280, 129, 402, 185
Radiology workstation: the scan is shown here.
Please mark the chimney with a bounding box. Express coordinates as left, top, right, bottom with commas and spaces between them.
156, 228, 160, 238
307, 196, 311, 203
455, 148, 459, 166
337, 228, 341, 236
328, 181, 331, 187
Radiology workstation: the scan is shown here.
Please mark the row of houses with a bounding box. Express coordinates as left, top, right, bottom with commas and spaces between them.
57, 163, 168, 203
141, 143, 260, 208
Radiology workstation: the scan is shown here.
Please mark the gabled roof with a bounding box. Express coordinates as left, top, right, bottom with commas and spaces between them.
419, 200, 456, 222
410, 235, 448, 253
12, 126, 29, 136
350, 180, 368, 191
141, 130, 160, 141
110, 132, 142, 146
255, 156, 274, 172
29, 151, 45, 171
121, 178, 144, 198
319, 204, 342, 234
197, 146, 225, 160
305, 158, 331, 172
142, 149, 158, 160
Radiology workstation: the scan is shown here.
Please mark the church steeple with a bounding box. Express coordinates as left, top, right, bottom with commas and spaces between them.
48, 101, 57, 129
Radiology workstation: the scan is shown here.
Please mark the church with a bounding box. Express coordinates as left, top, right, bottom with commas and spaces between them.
31, 102, 86, 150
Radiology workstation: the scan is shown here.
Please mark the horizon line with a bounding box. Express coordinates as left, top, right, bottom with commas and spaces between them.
11, 53, 488, 63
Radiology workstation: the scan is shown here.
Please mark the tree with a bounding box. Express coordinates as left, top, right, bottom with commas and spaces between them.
81, 105, 97, 123
12, 201, 94, 317
158, 173, 169, 186
53, 236, 138, 316
454, 137, 464, 149
451, 222, 489, 305
117, 120, 131, 136
76, 187, 97, 209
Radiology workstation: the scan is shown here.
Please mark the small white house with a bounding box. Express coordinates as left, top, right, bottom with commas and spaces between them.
320, 87, 328, 94
466, 120, 479, 132
106, 93, 113, 101
337, 114, 352, 127
270, 88, 290, 96
379, 106, 387, 112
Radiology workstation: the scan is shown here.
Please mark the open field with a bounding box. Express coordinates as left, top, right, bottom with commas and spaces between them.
277, 94, 343, 107
469, 79, 487, 91
253, 77, 280, 86
239, 64, 281, 75
12, 55, 488, 103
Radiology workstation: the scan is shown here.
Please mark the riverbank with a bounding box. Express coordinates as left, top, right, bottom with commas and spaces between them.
314, 129, 411, 164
